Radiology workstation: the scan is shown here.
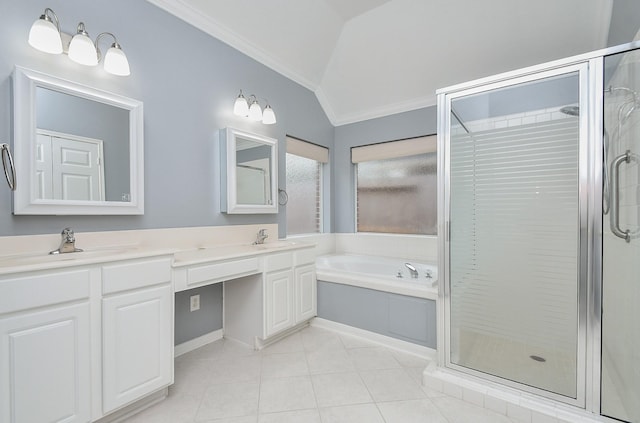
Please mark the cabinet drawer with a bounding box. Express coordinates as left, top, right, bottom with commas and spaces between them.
264, 253, 293, 273
187, 257, 261, 286
0, 269, 91, 314
103, 257, 172, 295
294, 248, 316, 266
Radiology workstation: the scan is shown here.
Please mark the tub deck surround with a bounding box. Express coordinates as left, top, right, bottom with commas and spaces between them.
316, 254, 438, 300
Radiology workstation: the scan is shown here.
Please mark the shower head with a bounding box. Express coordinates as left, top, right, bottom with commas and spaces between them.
560, 105, 580, 116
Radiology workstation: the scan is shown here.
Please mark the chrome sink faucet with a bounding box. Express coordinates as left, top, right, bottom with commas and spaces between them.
253, 228, 268, 245
404, 262, 418, 278
49, 228, 83, 254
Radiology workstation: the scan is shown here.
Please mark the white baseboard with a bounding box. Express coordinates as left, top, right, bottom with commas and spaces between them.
95, 388, 168, 423
174, 329, 224, 357
311, 317, 436, 360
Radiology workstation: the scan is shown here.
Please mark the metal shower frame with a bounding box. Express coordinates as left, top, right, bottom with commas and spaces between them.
436, 39, 640, 416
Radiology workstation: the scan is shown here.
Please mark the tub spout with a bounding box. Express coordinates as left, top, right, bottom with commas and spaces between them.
404, 262, 418, 278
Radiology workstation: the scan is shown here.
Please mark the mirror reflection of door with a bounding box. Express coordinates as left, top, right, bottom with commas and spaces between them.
36, 129, 105, 201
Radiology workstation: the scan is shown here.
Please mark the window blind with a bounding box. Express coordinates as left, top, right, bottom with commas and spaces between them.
351, 134, 436, 163
286, 136, 329, 163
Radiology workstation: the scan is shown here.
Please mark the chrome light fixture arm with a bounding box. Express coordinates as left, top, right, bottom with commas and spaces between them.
42, 8, 60, 33
94, 31, 117, 60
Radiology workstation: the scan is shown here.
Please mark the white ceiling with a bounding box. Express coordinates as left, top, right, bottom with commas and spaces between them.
146, 0, 613, 126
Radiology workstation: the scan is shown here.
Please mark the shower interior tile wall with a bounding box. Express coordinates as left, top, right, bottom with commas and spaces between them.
453, 107, 575, 135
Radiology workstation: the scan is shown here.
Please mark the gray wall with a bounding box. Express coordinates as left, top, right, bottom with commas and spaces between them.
332, 107, 437, 233
0, 0, 333, 237
607, 0, 640, 47
174, 284, 223, 345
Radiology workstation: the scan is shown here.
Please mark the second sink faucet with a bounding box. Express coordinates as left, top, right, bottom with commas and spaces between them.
404, 262, 418, 278
50, 228, 83, 255
253, 228, 268, 245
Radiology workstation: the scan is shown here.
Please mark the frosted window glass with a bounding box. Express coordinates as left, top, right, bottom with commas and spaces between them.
356, 153, 436, 235
286, 153, 321, 235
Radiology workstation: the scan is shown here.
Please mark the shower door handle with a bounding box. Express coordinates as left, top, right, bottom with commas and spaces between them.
610, 150, 631, 243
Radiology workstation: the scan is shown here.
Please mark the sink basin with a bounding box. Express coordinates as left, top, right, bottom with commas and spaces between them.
0, 248, 135, 268
173, 245, 256, 263
252, 241, 298, 250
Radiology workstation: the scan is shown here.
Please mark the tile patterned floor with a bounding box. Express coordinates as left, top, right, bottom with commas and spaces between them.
125, 326, 518, 423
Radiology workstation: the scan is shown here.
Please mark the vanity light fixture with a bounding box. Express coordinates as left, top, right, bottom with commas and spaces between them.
233, 90, 250, 116
233, 90, 277, 124
248, 96, 263, 121
28, 8, 131, 76
68, 23, 98, 66
262, 103, 276, 125
28, 8, 63, 54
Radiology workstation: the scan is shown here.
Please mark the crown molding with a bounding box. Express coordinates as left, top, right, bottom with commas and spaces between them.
146, 0, 319, 91
315, 85, 437, 127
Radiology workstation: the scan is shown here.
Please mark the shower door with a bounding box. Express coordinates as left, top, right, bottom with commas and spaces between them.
601, 48, 640, 423
442, 63, 588, 404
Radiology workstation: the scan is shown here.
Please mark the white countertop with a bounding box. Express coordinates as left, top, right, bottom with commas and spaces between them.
173, 240, 314, 267
0, 240, 315, 275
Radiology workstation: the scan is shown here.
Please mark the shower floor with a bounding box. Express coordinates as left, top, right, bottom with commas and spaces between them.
452, 329, 577, 398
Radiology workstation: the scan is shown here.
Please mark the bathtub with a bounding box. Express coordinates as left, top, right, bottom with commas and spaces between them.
315, 254, 438, 300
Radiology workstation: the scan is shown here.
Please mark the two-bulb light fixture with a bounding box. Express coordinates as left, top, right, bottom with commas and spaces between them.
28, 8, 130, 76
233, 90, 276, 125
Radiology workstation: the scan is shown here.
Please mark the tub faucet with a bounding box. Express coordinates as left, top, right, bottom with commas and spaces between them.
253, 228, 268, 245
404, 262, 418, 278
50, 228, 83, 255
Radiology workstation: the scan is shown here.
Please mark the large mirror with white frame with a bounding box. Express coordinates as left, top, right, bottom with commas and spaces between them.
220, 127, 278, 214
12, 66, 144, 215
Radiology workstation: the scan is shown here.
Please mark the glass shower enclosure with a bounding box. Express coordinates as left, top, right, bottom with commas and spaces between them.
437, 43, 640, 420
601, 48, 640, 423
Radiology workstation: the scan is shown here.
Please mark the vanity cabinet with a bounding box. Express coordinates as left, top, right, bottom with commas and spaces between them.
0, 255, 173, 423
264, 269, 295, 338
0, 269, 94, 423
222, 246, 317, 348
295, 264, 317, 323
101, 258, 173, 414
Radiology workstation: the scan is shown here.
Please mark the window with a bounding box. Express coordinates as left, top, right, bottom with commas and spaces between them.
353, 135, 436, 235
286, 136, 328, 235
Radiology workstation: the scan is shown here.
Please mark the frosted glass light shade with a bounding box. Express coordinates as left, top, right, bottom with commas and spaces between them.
104, 44, 130, 76
68, 32, 98, 66
249, 100, 262, 121
262, 105, 276, 124
28, 17, 62, 54
234, 93, 249, 116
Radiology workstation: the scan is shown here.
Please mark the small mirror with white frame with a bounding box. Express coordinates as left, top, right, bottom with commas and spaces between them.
12, 66, 144, 215
220, 127, 278, 214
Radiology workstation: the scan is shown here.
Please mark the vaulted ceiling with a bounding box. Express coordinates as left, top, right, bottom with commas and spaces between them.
146, 0, 613, 126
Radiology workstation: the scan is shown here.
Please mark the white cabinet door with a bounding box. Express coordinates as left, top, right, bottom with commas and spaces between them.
102, 284, 172, 413
295, 265, 317, 324
264, 269, 294, 338
0, 303, 91, 423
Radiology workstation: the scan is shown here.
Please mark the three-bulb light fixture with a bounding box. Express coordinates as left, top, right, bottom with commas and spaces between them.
233, 90, 276, 125
28, 8, 131, 76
